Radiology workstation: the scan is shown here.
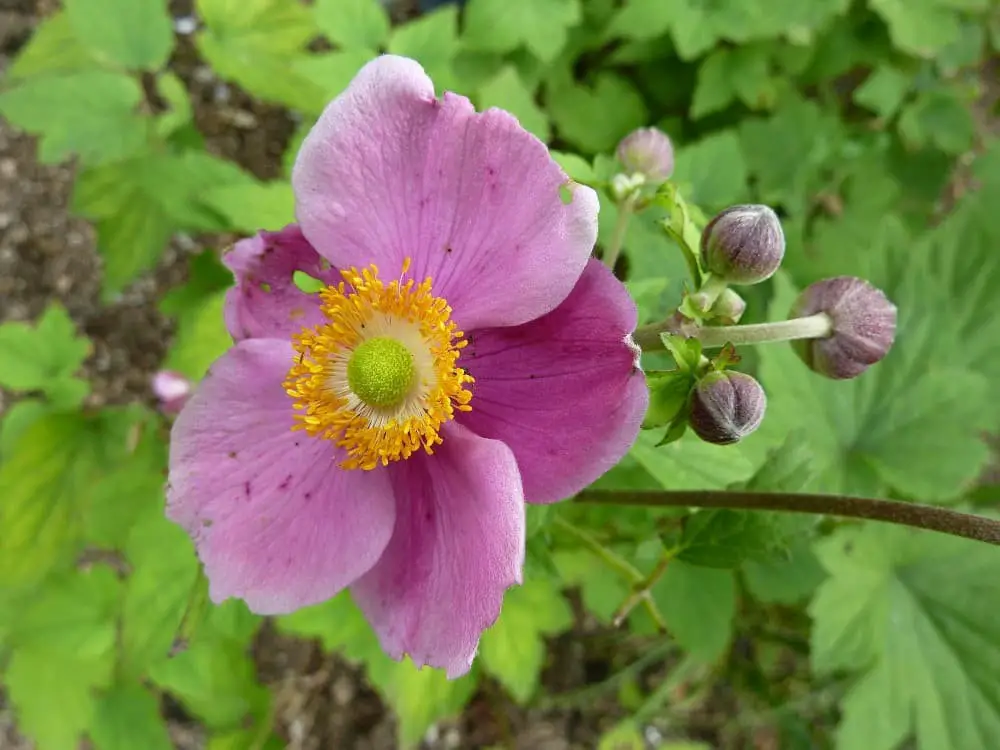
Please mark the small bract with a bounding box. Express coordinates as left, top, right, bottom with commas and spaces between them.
166, 56, 648, 678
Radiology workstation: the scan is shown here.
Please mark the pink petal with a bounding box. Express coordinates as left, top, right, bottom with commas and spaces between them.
167, 338, 396, 615
222, 224, 339, 341
291, 55, 599, 331
151, 370, 193, 415
351, 422, 525, 678
458, 260, 648, 504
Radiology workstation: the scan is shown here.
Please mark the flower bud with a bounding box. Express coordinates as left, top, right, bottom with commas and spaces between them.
689, 370, 766, 445
710, 288, 747, 325
701, 204, 785, 285
616, 127, 674, 183
152, 370, 193, 415
790, 276, 897, 380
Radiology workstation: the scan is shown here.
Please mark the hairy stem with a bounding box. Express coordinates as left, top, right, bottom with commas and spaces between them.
633, 312, 833, 352
603, 194, 636, 270
575, 490, 1000, 546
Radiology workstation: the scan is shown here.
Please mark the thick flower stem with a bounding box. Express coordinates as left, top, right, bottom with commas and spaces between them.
633, 312, 833, 352
603, 194, 637, 270
574, 490, 1000, 546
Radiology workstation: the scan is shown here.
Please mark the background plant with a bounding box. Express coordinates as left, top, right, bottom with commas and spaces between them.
1, 0, 999, 748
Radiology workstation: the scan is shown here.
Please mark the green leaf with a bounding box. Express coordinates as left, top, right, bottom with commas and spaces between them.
7, 12, 100, 80
653, 561, 736, 662
642, 370, 695, 429
154, 71, 194, 137
163, 290, 232, 380
0, 71, 147, 166
810, 523, 1000, 750
367, 658, 478, 749
738, 96, 840, 213
463, 0, 582, 62
672, 130, 748, 211
387, 6, 461, 93
149, 616, 268, 730
120, 508, 200, 678
925, 146, 1000, 388
606, 0, 672, 42
759, 268, 993, 500
0, 399, 53, 459
480, 578, 574, 703
629, 428, 770, 491
196, 0, 325, 113
0, 414, 110, 586
293, 49, 377, 101
598, 722, 646, 750
478, 66, 550, 142
159, 250, 234, 320
90, 684, 173, 750
85, 422, 167, 548
0, 304, 90, 400
66, 0, 174, 70
201, 181, 296, 233
73, 151, 249, 297
547, 70, 648, 153
677, 510, 797, 569
4, 567, 120, 659
742, 536, 826, 605
552, 547, 631, 624
5, 647, 114, 750
869, 0, 962, 57
898, 89, 976, 155
853, 65, 913, 119
314, 0, 389, 50
551, 150, 596, 183
277, 591, 382, 661
691, 45, 777, 119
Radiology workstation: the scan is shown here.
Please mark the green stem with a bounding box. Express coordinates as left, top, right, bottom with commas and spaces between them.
612, 546, 678, 627
552, 517, 668, 631
633, 312, 832, 352
603, 194, 636, 270
574, 490, 1000, 546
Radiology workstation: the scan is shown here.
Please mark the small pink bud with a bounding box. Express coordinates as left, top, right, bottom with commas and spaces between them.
616, 127, 674, 183
790, 276, 897, 380
702, 204, 785, 285
152, 370, 193, 415
689, 370, 766, 445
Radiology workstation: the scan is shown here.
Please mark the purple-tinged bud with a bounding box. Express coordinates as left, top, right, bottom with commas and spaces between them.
152, 370, 193, 415
701, 204, 785, 285
689, 370, 766, 445
616, 127, 674, 183
790, 276, 897, 380
710, 288, 747, 325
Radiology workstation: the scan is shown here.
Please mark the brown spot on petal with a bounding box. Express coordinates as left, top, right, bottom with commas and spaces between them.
289, 307, 305, 320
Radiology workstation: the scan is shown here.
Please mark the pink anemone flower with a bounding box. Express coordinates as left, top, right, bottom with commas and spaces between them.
166, 55, 648, 677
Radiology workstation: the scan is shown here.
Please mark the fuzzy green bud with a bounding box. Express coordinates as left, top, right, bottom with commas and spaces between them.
689, 370, 766, 445
616, 127, 674, 183
709, 288, 747, 325
701, 204, 785, 285
790, 276, 897, 380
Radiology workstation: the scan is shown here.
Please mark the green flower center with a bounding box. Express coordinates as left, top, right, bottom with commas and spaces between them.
346, 336, 416, 409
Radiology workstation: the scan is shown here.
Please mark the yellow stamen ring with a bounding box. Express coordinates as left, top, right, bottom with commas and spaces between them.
283, 260, 474, 471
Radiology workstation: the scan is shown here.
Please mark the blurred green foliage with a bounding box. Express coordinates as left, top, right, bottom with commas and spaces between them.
2, 0, 1000, 747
